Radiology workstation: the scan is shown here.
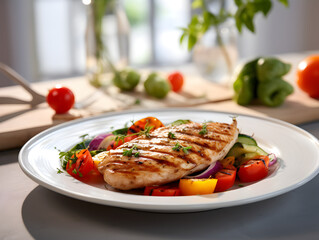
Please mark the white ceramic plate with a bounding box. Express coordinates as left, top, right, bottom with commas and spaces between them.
19, 109, 319, 212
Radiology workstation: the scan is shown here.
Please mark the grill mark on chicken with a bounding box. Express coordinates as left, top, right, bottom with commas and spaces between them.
104, 153, 180, 169
103, 159, 160, 174
171, 124, 235, 142
129, 136, 224, 155
147, 132, 226, 151
131, 144, 204, 165
110, 147, 196, 168
116, 153, 180, 168
123, 140, 213, 163
98, 119, 238, 190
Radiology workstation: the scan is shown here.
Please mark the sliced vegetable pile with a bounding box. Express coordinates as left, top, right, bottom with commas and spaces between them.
58, 117, 164, 179
58, 117, 278, 196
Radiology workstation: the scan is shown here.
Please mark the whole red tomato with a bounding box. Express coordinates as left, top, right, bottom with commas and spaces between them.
168, 72, 184, 92
46, 85, 75, 114
297, 55, 319, 98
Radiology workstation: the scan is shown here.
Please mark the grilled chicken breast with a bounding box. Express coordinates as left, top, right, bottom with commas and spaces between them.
97, 119, 238, 190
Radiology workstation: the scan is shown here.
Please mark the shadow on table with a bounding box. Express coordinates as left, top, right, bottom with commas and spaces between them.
21, 179, 319, 240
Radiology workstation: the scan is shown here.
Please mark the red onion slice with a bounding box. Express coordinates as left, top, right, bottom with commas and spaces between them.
268, 153, 277, 167
88, 133, 113, 151
184, 161, 223, 179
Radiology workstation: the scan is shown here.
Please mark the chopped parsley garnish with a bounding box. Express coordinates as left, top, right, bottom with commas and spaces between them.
182, 146, 192, 155
79, 134, 89, 140
172, 142, 192, 155
170, 119, 191, 126
134, 152, 140, 158
56, 134, 98, 170
57, 168, 63, 174
58, 150, 77, 169
112, 124, 154, 145
168, 132, 176, 139
172, 142, 182, 151
140, 125, 154, 138
112, 127, 129, 136
123, 145, 140, 157
199, 122, 208, 135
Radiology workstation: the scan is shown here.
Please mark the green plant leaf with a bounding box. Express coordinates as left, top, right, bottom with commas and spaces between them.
234, 5, 245, 33
192, 0, 203, 9
243, 13, 255, 32
188, 34, 197, 51
180, 32, 187, 45
234, 0, 243, 7
250, 0, 272, 16
278, 0, 289, 7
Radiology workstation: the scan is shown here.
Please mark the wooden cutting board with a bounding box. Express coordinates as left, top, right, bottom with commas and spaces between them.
1, 54, 319, 151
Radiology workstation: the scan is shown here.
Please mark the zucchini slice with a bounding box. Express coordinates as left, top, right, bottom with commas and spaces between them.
237, 134, 257, 146
227, 142, 268, 165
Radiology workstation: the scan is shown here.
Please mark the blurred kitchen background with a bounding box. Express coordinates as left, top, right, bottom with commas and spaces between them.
0, 0, 319, 87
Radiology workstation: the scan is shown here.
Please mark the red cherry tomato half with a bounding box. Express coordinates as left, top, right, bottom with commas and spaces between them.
127, 116, 164, 135
46, 85, 75, 114
168, 72, 184, 92
237, 155, 269, 183
214, 167, 237, 192
107, 135, 138, 150
144, 186, 181, 196
66, 149, 94, 178
107, 117, 165, 150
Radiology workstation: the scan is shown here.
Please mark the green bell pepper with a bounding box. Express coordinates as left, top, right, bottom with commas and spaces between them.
233, 57, 294, 107
257, 78, 294, 107
233, 59, 259, 105
257, 58, 292, 82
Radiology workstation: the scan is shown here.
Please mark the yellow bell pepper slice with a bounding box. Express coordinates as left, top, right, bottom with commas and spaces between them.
179, 178, 218, 196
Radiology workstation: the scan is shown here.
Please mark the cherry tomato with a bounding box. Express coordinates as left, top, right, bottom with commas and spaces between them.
297, 55, 319, 98
66, 149, 94, 178
107, 117, 165, 150
237, 155, 269, 183
46, 85, 75, 114
127, 116, 164, 135
179, 178, 217, 196
144, 186, 181, 196
168, 72, 184, 92
214, 167, 237, 192
107, 135, 138, 150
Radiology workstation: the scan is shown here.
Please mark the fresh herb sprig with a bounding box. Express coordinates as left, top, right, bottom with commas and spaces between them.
182, 146, 192, 155
122, 145, 140, 157
57, 134, 104, 170
172, 142, 192, 155
57, 134, 92, 169
170, 119, 191, 126
199, 122, 208, 135
112, 124, 155, 145
168, 132, 176, 139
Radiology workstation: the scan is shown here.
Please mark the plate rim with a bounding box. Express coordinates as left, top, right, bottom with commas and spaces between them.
18, 108, 319, 212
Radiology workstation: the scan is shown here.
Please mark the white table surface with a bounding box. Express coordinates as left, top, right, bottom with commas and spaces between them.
0, 120, 318, 240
